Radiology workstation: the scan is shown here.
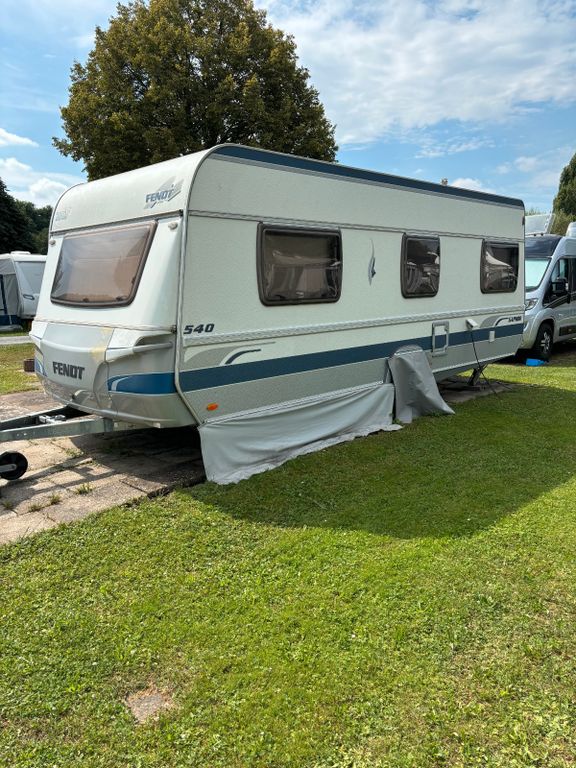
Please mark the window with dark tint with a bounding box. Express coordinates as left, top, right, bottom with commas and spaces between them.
544, 258, 571, 304
51, 222, 156, 306
401, 235, 440, 297
259, 227, 342, 305
481, 241, 519, 293
525, 235, 561, 258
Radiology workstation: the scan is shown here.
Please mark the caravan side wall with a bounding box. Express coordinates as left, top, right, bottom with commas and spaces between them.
32, 145, 523, 435
177, 149, 524, 422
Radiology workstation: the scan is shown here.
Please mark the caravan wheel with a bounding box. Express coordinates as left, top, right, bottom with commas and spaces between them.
0, 452, 28, 481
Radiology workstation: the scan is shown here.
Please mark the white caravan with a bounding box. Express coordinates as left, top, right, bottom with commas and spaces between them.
1, 145, 524, 483
0, 252, 46, 329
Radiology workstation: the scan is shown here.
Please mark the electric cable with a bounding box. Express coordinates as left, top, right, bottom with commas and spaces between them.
468, 328, 502, 397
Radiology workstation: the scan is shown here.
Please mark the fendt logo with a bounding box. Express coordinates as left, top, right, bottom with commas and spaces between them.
144, 178, 183, 209
53, 361, 85, 380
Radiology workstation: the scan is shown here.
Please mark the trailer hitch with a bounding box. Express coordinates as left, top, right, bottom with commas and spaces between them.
0, 406, 136, 482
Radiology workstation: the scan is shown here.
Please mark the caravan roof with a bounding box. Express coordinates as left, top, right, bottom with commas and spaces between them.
51, 144, 524, 236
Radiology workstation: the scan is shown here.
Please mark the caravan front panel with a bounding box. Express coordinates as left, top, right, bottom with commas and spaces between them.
33, 189, 196, 428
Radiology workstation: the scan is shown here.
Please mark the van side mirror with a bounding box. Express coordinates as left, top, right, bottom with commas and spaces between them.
551, 277, 569, 299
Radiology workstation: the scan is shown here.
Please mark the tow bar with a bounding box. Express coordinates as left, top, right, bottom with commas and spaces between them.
0, 405, 136, 481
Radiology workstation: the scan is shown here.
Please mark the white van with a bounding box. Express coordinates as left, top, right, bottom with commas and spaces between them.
521, 232, 576, 360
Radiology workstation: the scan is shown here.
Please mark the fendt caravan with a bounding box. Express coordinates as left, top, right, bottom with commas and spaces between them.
0, 252, 46, 329
0, 145, 525, 483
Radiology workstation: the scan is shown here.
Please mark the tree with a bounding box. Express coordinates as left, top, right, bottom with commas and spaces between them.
14, 200, 52, 254
0, 180, 35, 253
54, 0, 337, 180
0, 181, 52, 254
553, 152, 576, 226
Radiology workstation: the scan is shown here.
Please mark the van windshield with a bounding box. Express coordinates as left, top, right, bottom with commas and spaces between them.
51, 222, 156, 307
525, 257, 550, 291
525, 235, 561, 258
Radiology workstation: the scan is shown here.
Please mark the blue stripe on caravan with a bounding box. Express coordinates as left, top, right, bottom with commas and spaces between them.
108, 371, 177, 395
106, 324, 523, 396
213, 145, 525, 209
178, 325, 521, 392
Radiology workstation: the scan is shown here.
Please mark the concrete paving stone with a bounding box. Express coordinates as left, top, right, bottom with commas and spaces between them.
43, 481, 137, 524
0, 512, 57, 545
43, 466, 117, 493
117, 474, 167, 495
11, 440, 76, 471
1, 477, 64, 516
0, 388, 210, 545
145, 460, 205, 487
0, 390, 50, 421
73, 479, 144, 510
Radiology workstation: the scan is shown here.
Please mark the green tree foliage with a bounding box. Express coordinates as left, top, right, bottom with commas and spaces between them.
553, 152, 576, 223
0, 180, 52, 254
0, 180, 34, 253
54, 0, 337, 180
551, 210, 571, 236
14, 200, 52, 254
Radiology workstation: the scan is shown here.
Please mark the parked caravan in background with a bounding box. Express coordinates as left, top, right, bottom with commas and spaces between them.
0, 252, 46, 330
520, 214, 576, 360
7, 145, 525, 483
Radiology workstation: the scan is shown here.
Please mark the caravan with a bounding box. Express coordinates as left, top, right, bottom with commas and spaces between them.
0, 252, 46, 329
1, 145, 525, 483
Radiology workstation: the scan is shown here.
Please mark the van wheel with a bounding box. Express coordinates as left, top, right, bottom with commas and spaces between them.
531, 323, 553, 361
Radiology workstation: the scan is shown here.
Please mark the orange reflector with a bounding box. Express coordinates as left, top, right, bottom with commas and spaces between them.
206, 403, 219, 411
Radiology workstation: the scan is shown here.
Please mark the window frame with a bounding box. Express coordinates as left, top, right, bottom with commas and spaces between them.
400, 233, 441, 299
480, 240, 519, 294
257, 223, 343, 307
50, 220, 157, 308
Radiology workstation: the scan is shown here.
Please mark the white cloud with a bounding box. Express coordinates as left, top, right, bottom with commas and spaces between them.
451, 177, 496, 193
416, 136, 493, 159
507, 146, 573, 190
0, 128, 38, 148
256, 0, 576, 146
0, 157, 83, 206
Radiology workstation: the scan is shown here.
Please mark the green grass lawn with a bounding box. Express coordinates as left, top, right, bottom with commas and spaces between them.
2, 348, 576, 766
0, 343, 38, 395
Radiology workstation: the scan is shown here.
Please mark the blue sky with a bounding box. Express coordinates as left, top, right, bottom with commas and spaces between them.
1, 0, 575, 211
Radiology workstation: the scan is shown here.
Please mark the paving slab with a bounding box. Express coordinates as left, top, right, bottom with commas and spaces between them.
0, 391, 204, 546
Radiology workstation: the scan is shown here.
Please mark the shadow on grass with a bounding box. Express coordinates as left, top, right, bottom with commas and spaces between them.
187, 380, 576, 541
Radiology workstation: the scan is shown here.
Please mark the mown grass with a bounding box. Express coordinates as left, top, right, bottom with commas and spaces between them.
2, 347, 576, 766
0, 343, 38, 395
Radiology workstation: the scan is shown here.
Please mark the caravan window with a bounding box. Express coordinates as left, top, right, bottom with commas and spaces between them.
481, 241, 519, 293
51, 221, 156, 307
401, 235, 440, 297
258, 226, 342, 305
